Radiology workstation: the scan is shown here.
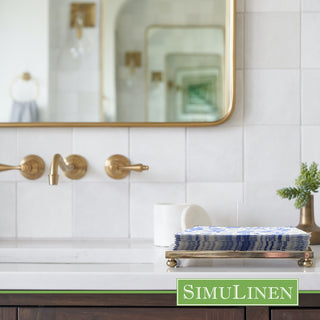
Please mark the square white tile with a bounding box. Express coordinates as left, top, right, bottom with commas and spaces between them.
0, 183, 16, 237
187, 126, 243, 182
17, 128, 73, 183
238, 182, 299, 227
130, 128, 186, 182
246, 0, 300, 12
245, 70, 300, 125
302, 126, 320, 164
0, 129, 17, 182
17, 183, 72, 238
302, 13, 320, 68
187, 183, 243, 227
130, 182, 185, 238
302, 0, 320, 11
244, 126, 300, 182
245, 13, 300, 68
302, 70, 320, 124
73, 128, 129, 182
74, 182, 129, 238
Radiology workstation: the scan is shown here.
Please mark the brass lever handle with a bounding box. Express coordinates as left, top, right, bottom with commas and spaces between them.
118, 164, 149, 172
105, 154, 149, 179
0, 155, 45, 180
0, 164, 21, 171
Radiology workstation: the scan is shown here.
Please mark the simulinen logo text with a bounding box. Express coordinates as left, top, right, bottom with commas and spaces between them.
176, 279, 298, 306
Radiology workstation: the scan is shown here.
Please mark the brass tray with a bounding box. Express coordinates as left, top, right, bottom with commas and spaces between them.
165, 247, 314, 268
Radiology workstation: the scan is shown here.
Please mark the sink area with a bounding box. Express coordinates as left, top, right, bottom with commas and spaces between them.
0, 239, 164, 264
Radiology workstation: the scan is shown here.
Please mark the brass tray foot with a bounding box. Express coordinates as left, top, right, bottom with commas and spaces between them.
166, 259, 177, 268
298, 258, 313, 267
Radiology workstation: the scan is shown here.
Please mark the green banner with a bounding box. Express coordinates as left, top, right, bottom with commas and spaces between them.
177, 279, 298, 306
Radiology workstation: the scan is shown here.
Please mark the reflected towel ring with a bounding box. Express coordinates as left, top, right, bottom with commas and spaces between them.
9, 72, 40, 101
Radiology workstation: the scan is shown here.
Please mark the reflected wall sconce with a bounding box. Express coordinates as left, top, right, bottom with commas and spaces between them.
151, 72, 163, 82
69, 3, 96, 59
125, 52, 142, 75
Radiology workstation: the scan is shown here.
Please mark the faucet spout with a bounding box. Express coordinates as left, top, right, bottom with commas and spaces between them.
49, 154, 75, 185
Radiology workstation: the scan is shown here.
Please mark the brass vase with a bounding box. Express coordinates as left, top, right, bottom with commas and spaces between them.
297, 195, 320, 245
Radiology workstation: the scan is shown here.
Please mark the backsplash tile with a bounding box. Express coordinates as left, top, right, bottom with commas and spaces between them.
244, 126, 300, 182
187, 126, 243, 182
302, 0, 320, 12
74, 182, 129, 238
246, 0, 300, 12
245, 70, 300, 125
302, 13, 320, 68
245, 13, 300, 68
0, 129, 17, 182
129, 128, 186, 182
238, 182, 299, 227
130, 182, 185, 238
302, 70, 320, 125
17, 183, 72, 238
0, 183, 16, 237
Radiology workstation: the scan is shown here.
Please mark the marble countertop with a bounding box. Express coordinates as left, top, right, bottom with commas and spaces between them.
0, 239, 319, 291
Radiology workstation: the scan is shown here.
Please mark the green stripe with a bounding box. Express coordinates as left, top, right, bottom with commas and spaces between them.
0, 290, 318, 294
0, 290, 176, 294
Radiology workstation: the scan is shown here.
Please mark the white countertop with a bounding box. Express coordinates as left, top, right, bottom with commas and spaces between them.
0, 239, 319, 291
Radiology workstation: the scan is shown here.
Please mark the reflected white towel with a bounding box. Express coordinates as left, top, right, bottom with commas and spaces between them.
10, 100, 39, 122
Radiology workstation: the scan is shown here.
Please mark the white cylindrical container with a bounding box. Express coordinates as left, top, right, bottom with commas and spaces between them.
153, 203, 191, 247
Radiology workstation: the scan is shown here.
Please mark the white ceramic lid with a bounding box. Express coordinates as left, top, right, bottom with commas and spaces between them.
181, 204, 212, 230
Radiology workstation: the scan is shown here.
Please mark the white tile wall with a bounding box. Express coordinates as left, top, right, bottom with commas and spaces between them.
244, 126, 300, 182
245, 70, 300, 125
245, 13, 300, 68
2, 0, 320, 239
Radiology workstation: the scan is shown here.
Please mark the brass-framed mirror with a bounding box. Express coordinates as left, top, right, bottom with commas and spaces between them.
0, 0, 235, 127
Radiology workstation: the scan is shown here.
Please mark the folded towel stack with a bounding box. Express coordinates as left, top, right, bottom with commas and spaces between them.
173, 226, 311, 251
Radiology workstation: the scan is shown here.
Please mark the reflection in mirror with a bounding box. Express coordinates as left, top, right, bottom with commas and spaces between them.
147, 27, 224, 122
0, 0, 234, 126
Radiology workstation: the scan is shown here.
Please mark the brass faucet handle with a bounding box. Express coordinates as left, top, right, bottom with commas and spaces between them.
105, 154, 149, 179
0, 155, 45, 180
119, 164, 149, 172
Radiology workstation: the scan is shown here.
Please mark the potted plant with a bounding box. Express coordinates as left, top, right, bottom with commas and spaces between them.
277, 162, 320, 245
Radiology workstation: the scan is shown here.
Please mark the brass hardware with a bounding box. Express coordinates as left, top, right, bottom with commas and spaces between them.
0, 155, 45, 180
151, 72, 163, 82
165, 248, 314, 268
125, 52, 142, 75
297, 195, 320, 245
9, 72, 40, 101
105, 154, 149, 179
70, 3, 96, 28
22, 72, 31, 81
166, 259, 177, 268
49, 154, 87, 185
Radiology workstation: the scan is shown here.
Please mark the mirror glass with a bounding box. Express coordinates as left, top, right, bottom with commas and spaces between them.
0, 0, 234, 126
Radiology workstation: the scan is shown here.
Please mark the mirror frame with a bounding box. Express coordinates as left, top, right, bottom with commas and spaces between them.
0, 0, 235, 128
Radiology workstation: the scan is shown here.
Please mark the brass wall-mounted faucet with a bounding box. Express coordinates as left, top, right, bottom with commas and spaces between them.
49, 154, 87, 185
105, 154, 148, 179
